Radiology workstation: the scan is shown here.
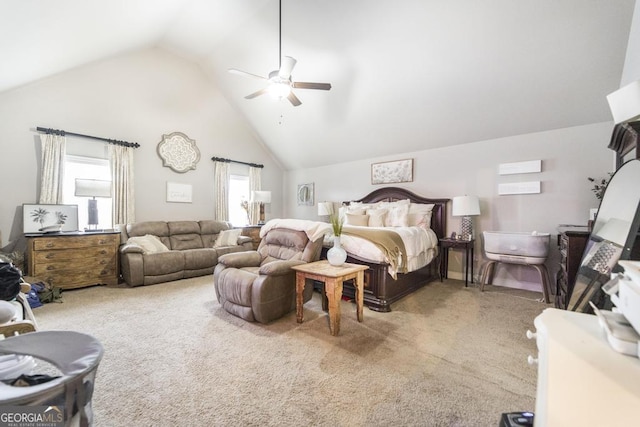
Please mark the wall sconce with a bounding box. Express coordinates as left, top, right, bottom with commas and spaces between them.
251, 190, 272, 225
75, 178, 112, 230
452, 195, 480, 240
607, 80, 640, 124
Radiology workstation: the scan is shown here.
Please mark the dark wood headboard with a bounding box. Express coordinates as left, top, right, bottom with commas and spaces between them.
343, 187, 450, 239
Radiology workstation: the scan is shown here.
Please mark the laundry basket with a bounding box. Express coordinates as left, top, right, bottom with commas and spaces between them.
0, 331, 104, 426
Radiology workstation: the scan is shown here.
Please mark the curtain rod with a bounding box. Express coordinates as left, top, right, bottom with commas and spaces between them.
211, 156, 264, 168
36, 127, 140, 148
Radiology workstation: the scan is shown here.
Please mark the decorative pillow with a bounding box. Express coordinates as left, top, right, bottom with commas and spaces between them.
345, 213, 369, 227
408, 203, 435, 229
367, 209, 388, 227
126, 235, 169, 254
385, 203, 410, 227
213, 229, 243, 248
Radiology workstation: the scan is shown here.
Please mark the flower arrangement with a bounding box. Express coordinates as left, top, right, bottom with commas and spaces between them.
330, 213, 344, 237
587, 172, 614, 201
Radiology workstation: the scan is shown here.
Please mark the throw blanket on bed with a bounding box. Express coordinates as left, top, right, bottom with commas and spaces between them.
260, 218, 332, 242
342, 226, 408, 277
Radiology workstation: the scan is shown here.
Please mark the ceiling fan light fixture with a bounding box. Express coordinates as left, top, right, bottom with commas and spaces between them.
268, 81, 292, 100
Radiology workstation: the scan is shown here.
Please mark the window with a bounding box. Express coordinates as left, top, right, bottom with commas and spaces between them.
229, 175, 250, 226
63, 155, 112, 230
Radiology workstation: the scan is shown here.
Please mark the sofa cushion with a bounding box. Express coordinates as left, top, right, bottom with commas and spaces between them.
258, 229, 308, 263
167, 222, 204, 250
126, 235, 169, 254
127, 221, 170, 248
214, 229, 242, 247
183, 248, 218, 270
143, 251, 185, 275
200, 220, 231, 247
170, 233, 204, 250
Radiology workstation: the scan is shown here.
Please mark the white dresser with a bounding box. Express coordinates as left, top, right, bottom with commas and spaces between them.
530, 308, 640, 426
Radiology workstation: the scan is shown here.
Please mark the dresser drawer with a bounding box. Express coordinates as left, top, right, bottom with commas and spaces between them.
32, 234, 117, 251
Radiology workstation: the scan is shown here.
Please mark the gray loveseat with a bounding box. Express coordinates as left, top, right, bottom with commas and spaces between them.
120, 220, 252, 287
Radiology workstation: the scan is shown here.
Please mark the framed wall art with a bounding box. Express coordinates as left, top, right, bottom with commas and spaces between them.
157, 132, 201, 173
23, 204, 79, 234
371, 159, 413, 184
297, 183, 314, 206
166, 182, 193, 203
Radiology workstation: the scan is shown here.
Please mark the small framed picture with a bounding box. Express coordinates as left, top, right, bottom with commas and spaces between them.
23, 204, 79, 234
371, 159, 413, 184
297, 183, 314, 206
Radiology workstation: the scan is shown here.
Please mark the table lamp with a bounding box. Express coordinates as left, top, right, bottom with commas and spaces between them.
452, 195, 480, 240
75, 178, 112, 230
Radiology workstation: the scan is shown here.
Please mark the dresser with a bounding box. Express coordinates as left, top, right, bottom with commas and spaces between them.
529, 308, 640, 426
555, 225, 589, 309
26, 232, 120, 289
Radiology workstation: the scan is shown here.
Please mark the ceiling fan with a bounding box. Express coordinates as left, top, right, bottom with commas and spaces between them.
228, 0, 331, 106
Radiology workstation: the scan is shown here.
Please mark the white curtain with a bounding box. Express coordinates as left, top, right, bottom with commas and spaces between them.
248, 166, 262, 225
38, 134, 66, 204
109, 144, 135, 226
214, 161, 230, 221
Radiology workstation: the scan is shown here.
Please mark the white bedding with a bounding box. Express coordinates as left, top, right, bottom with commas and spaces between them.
329, 226, 439, 277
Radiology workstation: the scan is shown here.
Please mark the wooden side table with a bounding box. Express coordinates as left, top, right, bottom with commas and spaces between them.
291, 261, 368, 336
440, 238, 475, 286
240, 225, 262, 250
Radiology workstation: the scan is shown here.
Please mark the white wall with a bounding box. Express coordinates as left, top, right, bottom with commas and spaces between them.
0, 47, 283, 249
284, 122, 614, 290
620, 0, 640, 86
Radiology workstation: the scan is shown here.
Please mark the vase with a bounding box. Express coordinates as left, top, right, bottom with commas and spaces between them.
327, 236, 347, 266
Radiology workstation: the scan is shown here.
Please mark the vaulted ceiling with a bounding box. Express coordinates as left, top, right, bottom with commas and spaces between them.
1, 0, 635, 170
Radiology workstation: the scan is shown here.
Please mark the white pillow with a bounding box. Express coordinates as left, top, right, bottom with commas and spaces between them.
367, 209, 388, 227
408, 203, 435, 229
213, 229, 243, 247
127, 235, 169, 254
345, 213, 369, 226
385, 203, 409, 227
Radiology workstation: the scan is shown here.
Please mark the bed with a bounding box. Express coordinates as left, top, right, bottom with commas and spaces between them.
321, 187, 449, 312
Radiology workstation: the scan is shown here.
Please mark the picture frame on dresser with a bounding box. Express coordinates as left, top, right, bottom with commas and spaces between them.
22, 204, 79, 234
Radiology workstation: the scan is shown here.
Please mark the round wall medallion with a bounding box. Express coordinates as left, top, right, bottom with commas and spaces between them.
157, 132, 201, 173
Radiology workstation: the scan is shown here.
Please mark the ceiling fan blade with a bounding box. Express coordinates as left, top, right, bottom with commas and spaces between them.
229, 69, 268, 81
292, 82, 332, 91
245, 88, 269, 99
287, 91, 302, 106
279, 56, 297, 79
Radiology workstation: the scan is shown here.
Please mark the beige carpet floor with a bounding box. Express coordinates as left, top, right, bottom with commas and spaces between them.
33, 277, 548, 427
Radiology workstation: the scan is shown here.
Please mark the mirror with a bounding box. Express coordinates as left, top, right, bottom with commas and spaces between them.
568, 159, 640, 312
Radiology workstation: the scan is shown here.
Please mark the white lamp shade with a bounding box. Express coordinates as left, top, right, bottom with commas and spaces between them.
318, 202, 334, 216
607, 80, 640, 124
250, 190, 271, 204
452, 195, 480, 216
74, 179, 112, 198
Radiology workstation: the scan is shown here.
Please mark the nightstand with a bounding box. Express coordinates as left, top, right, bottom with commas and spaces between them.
440, 238, 475, 286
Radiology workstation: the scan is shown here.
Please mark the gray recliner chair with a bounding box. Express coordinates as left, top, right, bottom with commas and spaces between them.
213, 223, 328, 323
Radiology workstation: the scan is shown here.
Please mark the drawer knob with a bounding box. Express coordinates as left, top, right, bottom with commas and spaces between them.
46, 243, 54, 248
526, 330, 537, 340
527, 355, 538, 365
